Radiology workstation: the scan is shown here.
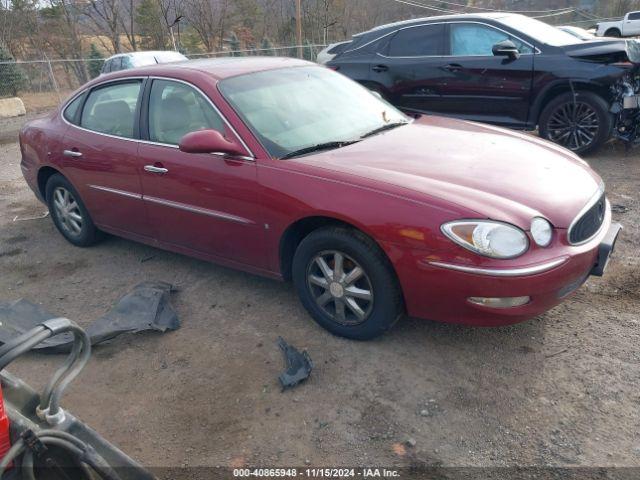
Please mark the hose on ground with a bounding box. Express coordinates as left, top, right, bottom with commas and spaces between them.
0, 330, 53, 371
40, 326, 91, 415
0, 320, 119, 479
0, 326, 47, 358
0, 429, 121, 480
0, 319, 91, 417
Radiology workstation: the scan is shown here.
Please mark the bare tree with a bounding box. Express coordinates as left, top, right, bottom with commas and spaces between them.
184, 0, 218, 51
84, 0, 122, 53
118, 0, 138, 51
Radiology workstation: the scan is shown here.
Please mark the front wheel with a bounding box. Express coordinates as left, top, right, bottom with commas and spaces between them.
292, 227, 404, 340
539, 91, 612, 155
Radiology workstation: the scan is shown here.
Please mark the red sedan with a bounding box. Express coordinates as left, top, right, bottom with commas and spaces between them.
19, 58, 621, 340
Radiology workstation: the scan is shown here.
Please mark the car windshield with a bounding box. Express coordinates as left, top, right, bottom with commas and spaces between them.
497, 14, 581, 47
218, 66, 409, 158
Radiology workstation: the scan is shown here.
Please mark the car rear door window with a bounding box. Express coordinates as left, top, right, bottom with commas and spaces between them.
80, 81, 142, 138
628, 12, 640, 20
147, 79, 226, 145
121, 56, 133, 69
110, 57, 123, 72
449, 23, 533, 56
387, 24, 445, 57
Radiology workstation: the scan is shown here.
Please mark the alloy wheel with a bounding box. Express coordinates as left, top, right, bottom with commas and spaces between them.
306, 250, 374, 326
546, 101, 599, 151
52, 187, 83, 236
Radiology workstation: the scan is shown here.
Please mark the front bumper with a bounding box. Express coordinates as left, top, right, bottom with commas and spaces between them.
590, 222, 622, 276
392, 222, 621, 327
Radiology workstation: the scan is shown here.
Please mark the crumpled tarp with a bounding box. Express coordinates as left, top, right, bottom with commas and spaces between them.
277, 336, 313, 390
0, 281, 179, 353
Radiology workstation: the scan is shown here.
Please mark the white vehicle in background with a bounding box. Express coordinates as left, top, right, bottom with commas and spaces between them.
100, 51, 187, 74
596, 12, 640, 37
557, 25, 596, 41
316, 41, 351, 64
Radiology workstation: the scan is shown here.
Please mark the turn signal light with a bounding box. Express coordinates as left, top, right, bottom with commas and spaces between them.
467, 296, 531, 309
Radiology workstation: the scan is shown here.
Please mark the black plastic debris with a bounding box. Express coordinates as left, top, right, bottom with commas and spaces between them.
0, 281, 179, 353
277, 336, 313, 390
611, 204, 629, 214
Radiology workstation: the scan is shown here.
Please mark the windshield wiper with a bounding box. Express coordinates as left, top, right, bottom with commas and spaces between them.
280, 140, 361, 160
360, 121, 409, 139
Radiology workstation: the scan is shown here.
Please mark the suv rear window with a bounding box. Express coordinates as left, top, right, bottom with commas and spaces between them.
387, 24, 445, 57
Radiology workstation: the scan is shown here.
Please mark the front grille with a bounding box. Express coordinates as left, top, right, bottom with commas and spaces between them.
568, 192, 606, 244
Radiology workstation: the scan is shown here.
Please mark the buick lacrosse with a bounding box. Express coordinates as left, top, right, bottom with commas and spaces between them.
20, 58, 620, 339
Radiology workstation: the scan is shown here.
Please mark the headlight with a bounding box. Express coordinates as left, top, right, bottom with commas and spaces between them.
441, 220, 529, 259
531, 217, 553, 247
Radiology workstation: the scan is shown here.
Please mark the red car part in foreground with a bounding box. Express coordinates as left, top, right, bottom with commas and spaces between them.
19, 58, 621, 340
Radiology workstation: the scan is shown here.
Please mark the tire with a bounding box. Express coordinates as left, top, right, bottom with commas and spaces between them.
45, 173, 103, 247
605, 29, 621, 37
292, 227, 404, 340
538, 91, 612, 156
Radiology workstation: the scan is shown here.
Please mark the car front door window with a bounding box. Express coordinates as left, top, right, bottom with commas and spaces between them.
449, 23, 533, 56
148, 79, 226, 145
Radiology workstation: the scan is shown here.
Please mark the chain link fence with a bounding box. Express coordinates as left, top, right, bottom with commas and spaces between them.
0, 44, 325, 115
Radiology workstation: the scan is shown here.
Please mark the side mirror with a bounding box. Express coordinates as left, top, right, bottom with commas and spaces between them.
179, 129, 247, 157
492, 40, 520, 60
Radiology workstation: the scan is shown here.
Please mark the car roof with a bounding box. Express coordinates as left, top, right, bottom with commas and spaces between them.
99, 56, 315, 82
106, 51, 184, 59
355, 12, 514, 36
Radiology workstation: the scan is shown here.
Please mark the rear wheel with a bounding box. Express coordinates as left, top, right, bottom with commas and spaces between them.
292, 227, 404, 340
605, 28, 621, 37
45, 174, 102, 247
539, 91, 612, 155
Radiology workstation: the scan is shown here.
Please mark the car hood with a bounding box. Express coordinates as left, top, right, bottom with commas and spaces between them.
562, 39, 640, 63
294, 116, 602, 230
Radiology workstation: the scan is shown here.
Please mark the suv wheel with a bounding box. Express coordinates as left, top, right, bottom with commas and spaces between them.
45, 174, 103, 247
539, 91, 612, 155
292, 227, 404, 340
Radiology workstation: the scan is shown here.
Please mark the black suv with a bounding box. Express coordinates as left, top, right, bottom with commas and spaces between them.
328, 13, 640, 154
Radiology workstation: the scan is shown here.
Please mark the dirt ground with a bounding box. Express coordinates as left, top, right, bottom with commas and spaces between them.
0, 130, 638, 471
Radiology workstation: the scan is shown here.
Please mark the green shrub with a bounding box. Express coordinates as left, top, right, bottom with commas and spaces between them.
0, 45, 27, 97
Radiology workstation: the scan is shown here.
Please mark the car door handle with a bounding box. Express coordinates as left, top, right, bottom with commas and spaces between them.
372, 64, 388, 73
63, 149, 83, 158
144, 165, 168, 174
442, 63, 463, 72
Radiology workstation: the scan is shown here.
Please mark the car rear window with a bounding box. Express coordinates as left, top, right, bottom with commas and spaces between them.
63, 93, 85, 125
328, 42, 351, 54
387, 24, 445, 57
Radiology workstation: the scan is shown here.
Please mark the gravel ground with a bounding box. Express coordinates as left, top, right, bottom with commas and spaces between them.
0, 133, 638, 471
